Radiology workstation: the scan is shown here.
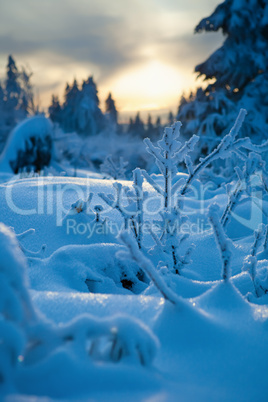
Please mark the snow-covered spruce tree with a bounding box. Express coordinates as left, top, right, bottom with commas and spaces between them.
50, 76, 104, 137
76, 76, 104, 136
61, 79, 80, 133
128, 112, 146, 137
0, 83, 6, 146
177, 0, 268, 146
105, 92, 118, 126
48, 95, 62, 126
0, 55, 35, 148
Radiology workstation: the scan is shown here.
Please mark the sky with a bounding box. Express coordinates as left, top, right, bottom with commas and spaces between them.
0, 0, 222, 122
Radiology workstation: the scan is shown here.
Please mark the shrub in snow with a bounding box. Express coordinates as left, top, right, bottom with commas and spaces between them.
100, 155, 128, 180
243, 224, 268, 298
99, 168, 149, 249
140, 121, 198, 274
179, 109, 247, 196
141, 121, 199, 208
140, 111, 246, 276
0, 115, 54, 174
221, 152, 266, 229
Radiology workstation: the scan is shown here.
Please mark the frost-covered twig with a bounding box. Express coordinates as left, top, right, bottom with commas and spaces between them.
99, 182, 130, 229
221, 152, 264, 228
242, 224, 266, 297
149, 209, 195, 275
118, 231, 184, 306
68, 193, 94, 215
208, 204, 232, 282
142, 121, 199, 210
12, 227, 46, 257
100, 155, 128, 180
100, 170, 147, 247
130, 168, 144, 248
180, 109, 247, 196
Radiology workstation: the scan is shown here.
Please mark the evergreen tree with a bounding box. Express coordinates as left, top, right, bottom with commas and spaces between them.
0, 83, 7, 145
0, 55, 35, 147
48, 95, 62, 125
61, 80, 80, 132
76, 76, 104, 135
133, 112, 145, 137
155, 116, 162, 138
177, 0, 268, 145
105, 92, 118, 125
128, 117, 135, 134
168, 111, 174, 126
5, 55, 22, 130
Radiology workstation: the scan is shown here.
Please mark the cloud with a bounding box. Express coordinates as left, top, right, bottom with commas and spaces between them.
0, 0, 221, 107
156, 31, 224, 72
0, 3, 148, 81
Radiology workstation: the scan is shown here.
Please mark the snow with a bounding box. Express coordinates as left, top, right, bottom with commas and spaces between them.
0, 168, 267, 401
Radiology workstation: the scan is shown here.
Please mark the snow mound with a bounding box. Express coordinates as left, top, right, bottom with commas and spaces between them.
28, 243, 148, 294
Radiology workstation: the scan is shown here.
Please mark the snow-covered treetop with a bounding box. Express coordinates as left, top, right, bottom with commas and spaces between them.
195, 0, 268, 90
195, 0, 267, 36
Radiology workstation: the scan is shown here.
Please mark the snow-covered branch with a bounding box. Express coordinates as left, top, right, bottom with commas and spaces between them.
208, 204, 232, 282
118, 231, 184, 307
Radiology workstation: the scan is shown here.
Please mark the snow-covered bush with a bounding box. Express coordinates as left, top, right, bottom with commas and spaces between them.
0, 115, 54, 173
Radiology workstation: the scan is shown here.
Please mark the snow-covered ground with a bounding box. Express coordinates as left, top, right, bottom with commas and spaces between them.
0, 172, 267, 401
1, 114, 268, 401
